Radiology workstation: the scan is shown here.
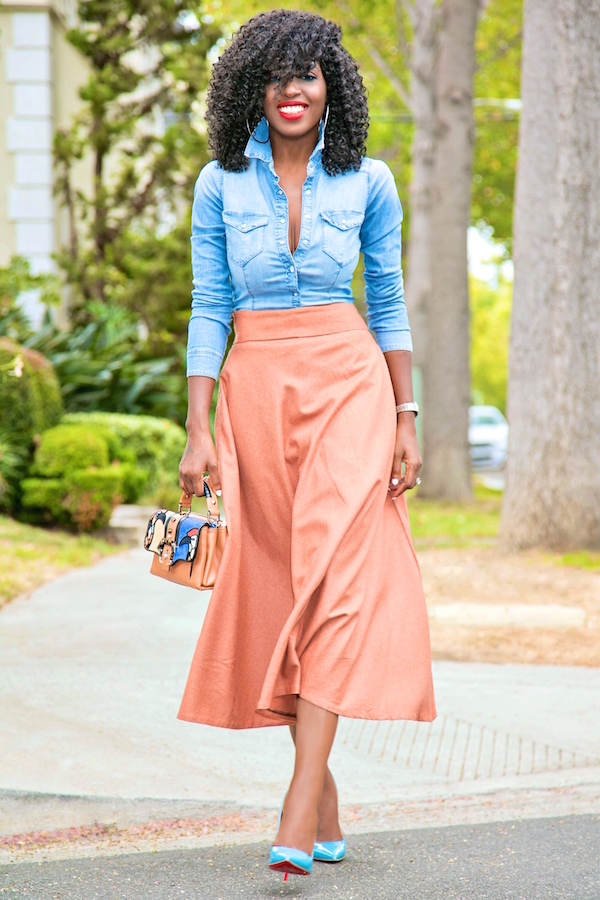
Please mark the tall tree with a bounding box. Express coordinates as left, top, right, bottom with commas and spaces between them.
399, 0, 483, 499
425, 0, 483, 498
500, 0, 600, 550
54, 0, 219, 310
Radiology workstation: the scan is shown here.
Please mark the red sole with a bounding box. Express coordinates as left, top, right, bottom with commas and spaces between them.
269, 860, 310, 876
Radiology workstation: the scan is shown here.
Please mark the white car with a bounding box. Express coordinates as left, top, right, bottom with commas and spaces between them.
469, 405, 508, 470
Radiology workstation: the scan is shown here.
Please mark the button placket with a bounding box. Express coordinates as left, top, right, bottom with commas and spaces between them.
275, 187, 290, 266
293, 175, 313, 271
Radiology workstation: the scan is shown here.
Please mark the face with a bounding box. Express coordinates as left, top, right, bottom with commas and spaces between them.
263, 62, 327, 139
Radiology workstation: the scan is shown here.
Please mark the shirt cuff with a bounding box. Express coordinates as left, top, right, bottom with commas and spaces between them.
374, 329, 413, 353
186, 351, 223, 380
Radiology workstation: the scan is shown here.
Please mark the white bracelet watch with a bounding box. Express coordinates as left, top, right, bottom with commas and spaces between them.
396, 401, 419, 417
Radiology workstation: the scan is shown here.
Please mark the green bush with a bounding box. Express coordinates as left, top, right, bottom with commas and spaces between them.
20, 424, 123, 530
117, 462, 148, 504
0, 433, 27, 510
0, 338, 63, 450
27, 347, 64, 431
21, 469, 123, 530
63, 411, 186, 491
20, 477, 66, 522
26, 301, 183, 422
64, 468, 124, 531
31, 424, 109, 476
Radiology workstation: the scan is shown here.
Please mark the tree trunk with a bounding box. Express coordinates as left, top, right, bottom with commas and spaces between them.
404, 0, 437, 370
500, 0, 600, 550
419, 0, 481, 500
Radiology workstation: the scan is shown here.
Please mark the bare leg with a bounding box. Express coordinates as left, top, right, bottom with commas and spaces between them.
289, 725, 343, 842
274, 697, 338, 855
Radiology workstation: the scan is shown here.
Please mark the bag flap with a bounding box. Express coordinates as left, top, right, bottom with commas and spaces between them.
144, 508, 213, 563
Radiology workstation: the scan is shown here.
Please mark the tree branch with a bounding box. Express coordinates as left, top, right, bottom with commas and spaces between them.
395, 0, 411, 62
339, 0, 411, 108
365, 39, 411, 108
105, 167, 162, 243
400, 0, 418, 30
112, 84, 171, 124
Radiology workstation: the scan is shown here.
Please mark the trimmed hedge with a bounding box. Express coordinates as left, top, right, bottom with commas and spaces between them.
21, 424, 123, 531
31, 424, 109, 476
63, 411, 186, 492
0, 338, 63, 450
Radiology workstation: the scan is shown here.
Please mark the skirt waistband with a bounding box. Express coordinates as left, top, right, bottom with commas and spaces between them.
232, 302, 369, 342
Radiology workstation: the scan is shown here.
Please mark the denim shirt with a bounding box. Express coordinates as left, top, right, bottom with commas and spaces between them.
187, 117, 412, 379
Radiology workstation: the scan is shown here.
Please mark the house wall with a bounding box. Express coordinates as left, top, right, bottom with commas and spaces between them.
0, 0, 88, 324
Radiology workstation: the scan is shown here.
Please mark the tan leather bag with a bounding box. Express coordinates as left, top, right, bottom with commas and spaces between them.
144, 480, 228, 591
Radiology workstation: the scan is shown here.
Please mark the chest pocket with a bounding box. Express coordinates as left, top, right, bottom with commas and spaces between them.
321, 211, 365, 266
223, 211, 269, 265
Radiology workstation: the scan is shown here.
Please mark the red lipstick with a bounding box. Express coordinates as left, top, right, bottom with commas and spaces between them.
277, 103, 308, 121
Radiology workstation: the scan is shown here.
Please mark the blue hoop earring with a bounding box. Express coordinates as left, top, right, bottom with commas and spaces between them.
246, 118, 270, 144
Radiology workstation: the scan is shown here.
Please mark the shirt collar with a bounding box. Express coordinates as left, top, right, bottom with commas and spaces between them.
244, 116, 325, 173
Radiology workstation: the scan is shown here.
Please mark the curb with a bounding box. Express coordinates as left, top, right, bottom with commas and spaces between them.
2, 771, 600, 864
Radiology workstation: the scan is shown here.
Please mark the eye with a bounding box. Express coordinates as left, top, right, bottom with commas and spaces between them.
301, 73, 317, 82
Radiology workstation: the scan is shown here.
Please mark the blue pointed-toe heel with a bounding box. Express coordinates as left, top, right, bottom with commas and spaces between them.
269, 845, 313, 877
269, 796, 313, 879
313, 775, 345, 862
313, 838, 346, 863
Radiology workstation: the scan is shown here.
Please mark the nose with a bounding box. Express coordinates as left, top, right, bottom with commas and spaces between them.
280, 78, 301, 98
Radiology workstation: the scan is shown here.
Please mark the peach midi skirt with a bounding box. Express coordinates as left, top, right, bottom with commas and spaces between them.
178, 303, 436, 729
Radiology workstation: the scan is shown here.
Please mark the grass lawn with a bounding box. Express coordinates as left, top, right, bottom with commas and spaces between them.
408, 483, 502, 549
0, 516, 122, 608
551, 550, 600, 571
408, 482, 600, 571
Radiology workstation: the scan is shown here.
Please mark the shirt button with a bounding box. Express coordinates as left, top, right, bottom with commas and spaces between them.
294, 292, 299, 297
242, 224, 248, 230
303, 239, 308, 244
306, 189, 312, 195
290, 265, 294, 272
341, 219, 346, 225
279, 240, 284, 245
279, 217, 285, 223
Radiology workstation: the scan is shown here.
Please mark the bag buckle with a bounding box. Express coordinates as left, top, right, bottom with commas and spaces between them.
159, 541, 174, 566
179, 493, 193, 515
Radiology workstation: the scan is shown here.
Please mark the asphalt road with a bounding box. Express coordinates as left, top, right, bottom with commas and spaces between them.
1, 815, 598, 900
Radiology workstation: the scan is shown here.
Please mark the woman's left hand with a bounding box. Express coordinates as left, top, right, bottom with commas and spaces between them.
388, 415, 422, 498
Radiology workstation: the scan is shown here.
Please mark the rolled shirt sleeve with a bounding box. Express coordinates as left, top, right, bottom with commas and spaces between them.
186, 162, 234, 379
360, 160, 412, 353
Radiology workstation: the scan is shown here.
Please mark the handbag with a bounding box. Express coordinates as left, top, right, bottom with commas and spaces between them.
144, 479, 228, 590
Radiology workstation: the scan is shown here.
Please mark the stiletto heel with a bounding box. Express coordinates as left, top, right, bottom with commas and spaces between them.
313, 775, 346, 862
268, 795, 313, 877
313, 838, 346, 862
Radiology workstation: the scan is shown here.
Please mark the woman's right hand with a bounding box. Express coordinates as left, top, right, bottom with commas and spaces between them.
178, 428, 221, 496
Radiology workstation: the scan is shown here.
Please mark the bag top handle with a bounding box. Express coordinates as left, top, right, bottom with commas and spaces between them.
179, 478, 221, 522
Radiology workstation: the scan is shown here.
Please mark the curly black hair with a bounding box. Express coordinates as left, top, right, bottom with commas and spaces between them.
205, 9, 369, 176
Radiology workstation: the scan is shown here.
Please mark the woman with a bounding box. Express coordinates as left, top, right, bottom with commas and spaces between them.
178, 8, 436, 879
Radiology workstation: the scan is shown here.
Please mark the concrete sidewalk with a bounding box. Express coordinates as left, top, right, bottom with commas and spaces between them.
1, 549, 599, 864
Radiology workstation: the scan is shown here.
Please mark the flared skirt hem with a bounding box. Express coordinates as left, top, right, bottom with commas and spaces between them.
177, 303, 436, 730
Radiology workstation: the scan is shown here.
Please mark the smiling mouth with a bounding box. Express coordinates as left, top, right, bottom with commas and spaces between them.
277, 104, 308, 120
